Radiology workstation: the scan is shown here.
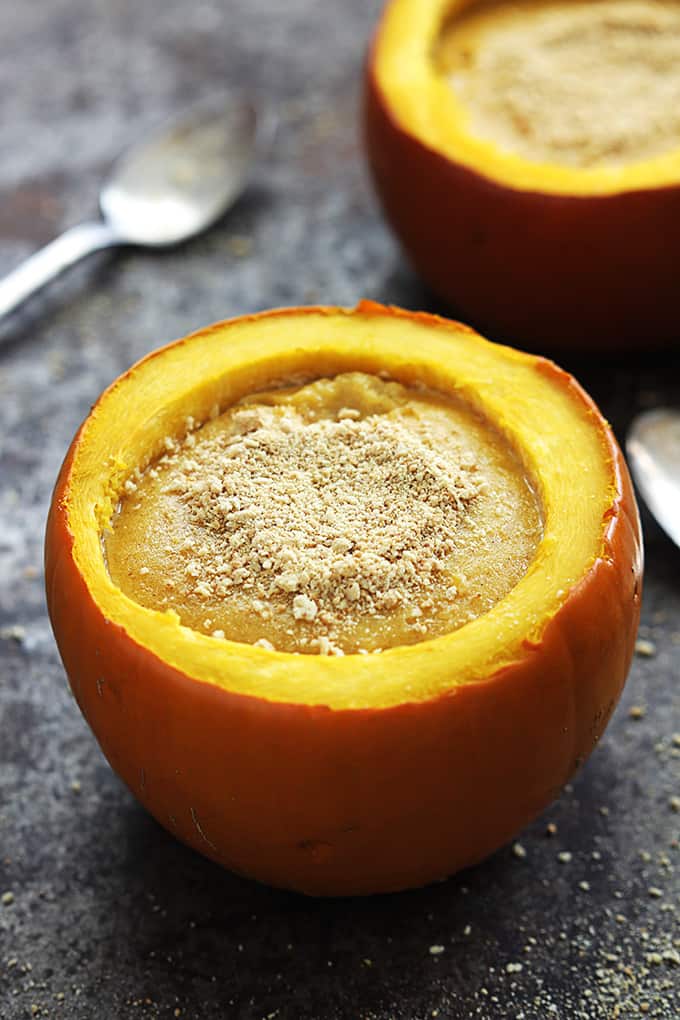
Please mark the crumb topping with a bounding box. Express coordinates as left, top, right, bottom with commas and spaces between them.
441, 1, 680, 169
159, 402, 481, 641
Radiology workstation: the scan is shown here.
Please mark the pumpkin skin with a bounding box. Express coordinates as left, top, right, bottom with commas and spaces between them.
45, 303, 642, 895
364, 0, 680, 350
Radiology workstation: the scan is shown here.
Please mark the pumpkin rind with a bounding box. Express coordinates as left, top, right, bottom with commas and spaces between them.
45, 303, 642, 895
363, 2, 680, 349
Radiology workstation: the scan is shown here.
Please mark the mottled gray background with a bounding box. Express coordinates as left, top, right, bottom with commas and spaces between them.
0, 1, 679, 1018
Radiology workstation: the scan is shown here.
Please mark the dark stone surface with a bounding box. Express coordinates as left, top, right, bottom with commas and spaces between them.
0, 2, 678, 1018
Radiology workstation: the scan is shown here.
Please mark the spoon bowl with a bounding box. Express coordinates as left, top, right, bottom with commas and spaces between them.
626, 408, 680, 549
100, 95, 258, 247
0, 93, 259, 324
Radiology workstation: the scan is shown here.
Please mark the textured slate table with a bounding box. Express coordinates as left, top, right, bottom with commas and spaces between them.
1, 2, 678, 1018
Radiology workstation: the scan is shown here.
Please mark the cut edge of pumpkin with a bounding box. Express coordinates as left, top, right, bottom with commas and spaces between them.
60, 303, 618, 710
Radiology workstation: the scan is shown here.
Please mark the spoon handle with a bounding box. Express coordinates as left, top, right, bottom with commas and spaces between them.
0, 220, 121, 323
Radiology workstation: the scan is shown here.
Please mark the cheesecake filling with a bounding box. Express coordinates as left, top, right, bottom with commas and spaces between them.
437, 0, 680, 169
104, 373, 542, 655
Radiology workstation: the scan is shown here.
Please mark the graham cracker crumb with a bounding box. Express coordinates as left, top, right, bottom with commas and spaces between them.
445, 1, 680, 169
635, 639, 657, 658
155, 387, 482, 652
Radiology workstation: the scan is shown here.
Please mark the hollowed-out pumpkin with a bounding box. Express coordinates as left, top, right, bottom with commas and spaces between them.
364, 0, 680, 348
45, 303, 642, 894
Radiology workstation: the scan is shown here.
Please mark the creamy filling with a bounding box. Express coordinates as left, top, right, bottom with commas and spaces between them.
104, 373, 542, 655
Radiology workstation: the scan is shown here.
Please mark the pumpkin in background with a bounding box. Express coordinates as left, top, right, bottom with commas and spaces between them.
364, 0, 680, 349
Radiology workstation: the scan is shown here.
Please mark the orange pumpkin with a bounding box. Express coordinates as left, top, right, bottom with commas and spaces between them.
45, 303, 642, 895
363, 0, 680, 349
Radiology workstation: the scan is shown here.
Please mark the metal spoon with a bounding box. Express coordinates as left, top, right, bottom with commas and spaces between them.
626, 408, 680, 549
0, 93, 258, 322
